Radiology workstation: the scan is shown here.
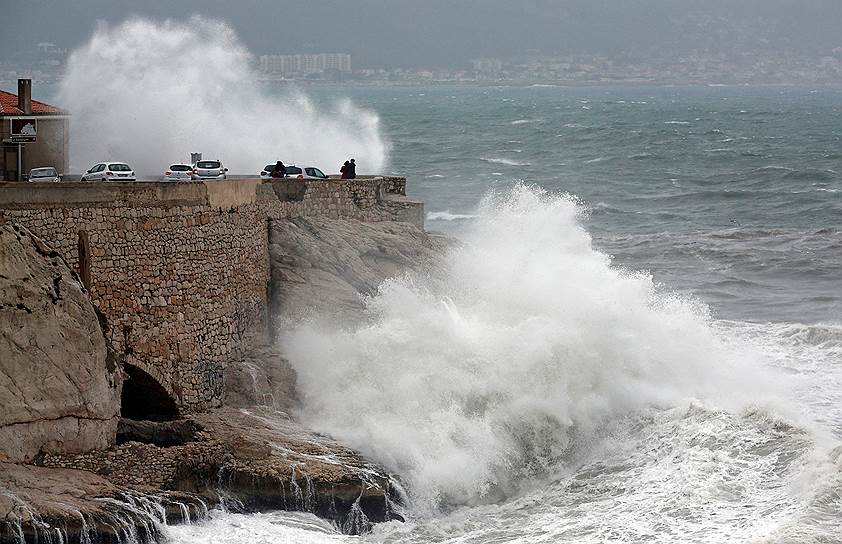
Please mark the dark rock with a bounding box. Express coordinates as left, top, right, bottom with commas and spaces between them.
116, 418, 203, 447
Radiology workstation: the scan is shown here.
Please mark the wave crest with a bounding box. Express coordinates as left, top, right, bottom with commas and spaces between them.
281, 185, 773, 512
59, 17, 387, 174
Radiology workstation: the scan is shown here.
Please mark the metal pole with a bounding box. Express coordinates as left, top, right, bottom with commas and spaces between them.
17, 143, 22, 181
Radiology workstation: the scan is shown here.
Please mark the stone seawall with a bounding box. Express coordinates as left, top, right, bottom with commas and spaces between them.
0, 177, 422, 412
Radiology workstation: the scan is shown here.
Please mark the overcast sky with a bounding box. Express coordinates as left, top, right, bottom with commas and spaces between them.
5, 0, 842, 68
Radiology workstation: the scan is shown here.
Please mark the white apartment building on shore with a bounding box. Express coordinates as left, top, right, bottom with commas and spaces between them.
259, 53, 352, 76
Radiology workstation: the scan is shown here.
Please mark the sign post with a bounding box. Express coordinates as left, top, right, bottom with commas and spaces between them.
11, 119, 37, 139
8, 119, 37, 181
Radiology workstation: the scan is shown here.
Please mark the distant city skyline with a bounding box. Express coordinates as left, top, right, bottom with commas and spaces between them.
259, 53, 352, 77
4, 1, 842, 70
5, 45, 842, 88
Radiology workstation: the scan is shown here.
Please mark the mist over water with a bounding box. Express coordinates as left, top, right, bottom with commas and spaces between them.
282, 184, 780, 513
58, 18, 386, 175
158, 84, 842, 543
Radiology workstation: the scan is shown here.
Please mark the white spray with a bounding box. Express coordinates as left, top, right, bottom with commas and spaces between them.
282, 184, 778, 513
59, 17, 386, 175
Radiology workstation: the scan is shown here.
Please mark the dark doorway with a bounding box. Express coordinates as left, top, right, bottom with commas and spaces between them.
121, 363, 178, 421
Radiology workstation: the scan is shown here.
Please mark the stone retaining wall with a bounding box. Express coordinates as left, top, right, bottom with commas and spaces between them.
0, 177, 422, 412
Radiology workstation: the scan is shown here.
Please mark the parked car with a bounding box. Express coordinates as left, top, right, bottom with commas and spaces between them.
260, 163, 280, 180
163, 164, 193, 181
81, 162, 136, 181
297, 166, 329, 180
259, 163, 330, 180
28, 166, 61, 182
260, 164, 275, 179
192, 160, 227, 180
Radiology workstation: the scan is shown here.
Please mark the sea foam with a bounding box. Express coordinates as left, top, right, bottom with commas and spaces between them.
480, 157, 528, 166
281, 184, 775, 513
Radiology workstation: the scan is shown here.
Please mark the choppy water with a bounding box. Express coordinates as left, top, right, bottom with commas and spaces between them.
364, 84, 841, 324
163, 85, 842, 543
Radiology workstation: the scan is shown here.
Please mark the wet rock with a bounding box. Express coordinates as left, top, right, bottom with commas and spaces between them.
0, 462, 206, 544
193, 407, 404, 530
33, 407, 403, 534
116, 418, 203, 447
223, 345, 298, 413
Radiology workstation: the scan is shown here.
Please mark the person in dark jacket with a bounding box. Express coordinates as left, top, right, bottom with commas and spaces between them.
348, 158, 357, 179
271, 161, 286, 178
340, 161, 350, 179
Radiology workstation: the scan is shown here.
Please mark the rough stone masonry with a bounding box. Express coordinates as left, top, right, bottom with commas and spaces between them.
0, 176, 423, 413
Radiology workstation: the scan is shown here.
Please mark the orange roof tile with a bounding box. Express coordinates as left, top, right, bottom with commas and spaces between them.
0, 90, 65, 116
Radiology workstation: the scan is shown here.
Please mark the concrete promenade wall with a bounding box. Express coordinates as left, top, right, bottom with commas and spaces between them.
0, 177, 421, 412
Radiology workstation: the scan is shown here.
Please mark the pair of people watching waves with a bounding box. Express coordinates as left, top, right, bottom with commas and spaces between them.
340, 159, 356, 179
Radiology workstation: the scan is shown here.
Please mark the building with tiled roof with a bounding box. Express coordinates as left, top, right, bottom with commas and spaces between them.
0, 90, 65, 116
1, 79, 69, 181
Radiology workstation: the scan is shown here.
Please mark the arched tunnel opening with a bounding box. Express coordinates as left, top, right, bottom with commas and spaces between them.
121, 363, 178, 421
118, 364, 202, 447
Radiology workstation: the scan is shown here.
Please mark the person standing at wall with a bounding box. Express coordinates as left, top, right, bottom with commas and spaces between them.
340, 161, 350, 179
348, 158, 357, 179
271, 161, 286, 178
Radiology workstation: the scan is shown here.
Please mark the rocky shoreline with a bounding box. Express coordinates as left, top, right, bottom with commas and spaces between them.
2, 404, 403, 543
1, 215, 446, 543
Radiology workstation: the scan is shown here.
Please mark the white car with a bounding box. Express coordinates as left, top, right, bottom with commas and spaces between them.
260, 163, 279, 180
163, 164, 194, 181
81, 162, 136, 181
28, 166, 61, 182
192, 160, 228, 180
291, 166, 329, 180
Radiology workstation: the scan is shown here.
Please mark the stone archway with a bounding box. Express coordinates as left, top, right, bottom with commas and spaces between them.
121, 363, 178, 421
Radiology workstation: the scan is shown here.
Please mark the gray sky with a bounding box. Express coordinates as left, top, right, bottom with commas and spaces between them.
4, 0, 842, 68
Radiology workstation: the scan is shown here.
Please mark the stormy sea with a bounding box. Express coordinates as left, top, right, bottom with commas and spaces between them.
160, 85, 842, 542
40, 31, 842, 539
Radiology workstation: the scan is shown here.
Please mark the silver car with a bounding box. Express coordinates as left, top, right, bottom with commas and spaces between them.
164, 164, 194, 181
192, 160, 228, 180
28, 166, 61, 182
81, 162, 136, 181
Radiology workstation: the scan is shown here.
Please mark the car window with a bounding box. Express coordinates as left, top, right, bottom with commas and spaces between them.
305, 168, 316, 176
94, 164, 105, 172
264, 165, 275, 172
170, 164, 191, 171
197, 161, 220, 169
285, 166, 302, 175
31, 167, 57, 177
312, 168, 326, 178
109, 163, 131, 171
